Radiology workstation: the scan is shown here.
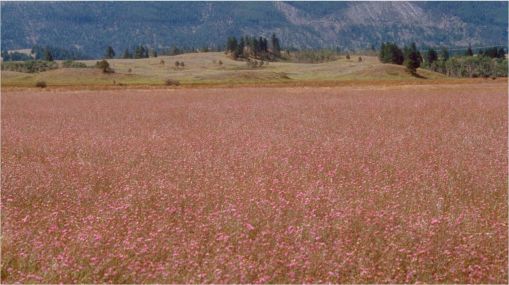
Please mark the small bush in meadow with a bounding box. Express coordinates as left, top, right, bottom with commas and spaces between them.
165, 79, 180, 86
96, 59, 114, 73
1, 60, 58, 73
62, 60, 87, 68
35, 81, 47, 88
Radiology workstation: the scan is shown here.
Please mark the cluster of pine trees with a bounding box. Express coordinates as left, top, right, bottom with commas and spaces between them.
379, 42, 507, 77
119, 45, 156, 59
225, 34, 281, 60
115, 45, 205, 59
461, 44, 505, 58
379, 42, 422, 74
423, 45, 507, 78
1, 43, 200, 64
31, 45, 89, 61
477, 46, 506, 59
379, 43, 405, 65
159, 46, 185, 56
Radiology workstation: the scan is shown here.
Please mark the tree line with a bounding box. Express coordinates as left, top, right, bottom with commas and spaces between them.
1, 44, 221, 62
379, 42, 507, 77
1, 45, 89, 61
225, 34, 281, 60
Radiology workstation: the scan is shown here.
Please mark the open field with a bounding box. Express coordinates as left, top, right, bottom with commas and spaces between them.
1, 82, 507, 283
1, 52, 451, 87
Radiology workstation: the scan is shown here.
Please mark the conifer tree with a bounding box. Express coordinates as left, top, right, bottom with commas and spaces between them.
379, 42, 386, 62
426, 48, 438, 64
44, 47, 53, 61
122, 48, 131, 59
440, 47, 450, 61
260, 37, 268, 52
253, 38, 260, 56
465, 44, 474, 56
497, 47, 506, 59
270, 33, 280, 56
105, 46, 115, 59
226, 37, 238, 53
170, 46, 180, 56
237, 37, 245, 57
404, 42, 421, 75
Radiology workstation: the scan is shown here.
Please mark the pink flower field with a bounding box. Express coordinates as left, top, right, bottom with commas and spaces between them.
1, 82, 507, 283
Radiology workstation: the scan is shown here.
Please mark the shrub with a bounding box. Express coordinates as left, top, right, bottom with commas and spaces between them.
165, 79, 180, 86
494, 58, 508, 77
442, 56, 505, 78
96, 59, 108, 69
247, 59, 259, 68
277, 72, 290, 79
35, 81, 47, 88
62, 60, 87, 68
95, 60, 114, 73
1, 60, 58, 73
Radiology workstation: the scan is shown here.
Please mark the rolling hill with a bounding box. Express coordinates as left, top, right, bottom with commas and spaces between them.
1, 1, 507, 57
1, 52, 454, 87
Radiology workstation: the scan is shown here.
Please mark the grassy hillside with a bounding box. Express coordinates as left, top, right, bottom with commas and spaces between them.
1, 52, 452, 88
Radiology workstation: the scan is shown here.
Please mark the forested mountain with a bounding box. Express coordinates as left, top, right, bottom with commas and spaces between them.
1, 1, 507, 57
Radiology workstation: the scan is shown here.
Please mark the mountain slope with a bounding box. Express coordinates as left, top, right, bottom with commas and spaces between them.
1, 1, 507, 57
